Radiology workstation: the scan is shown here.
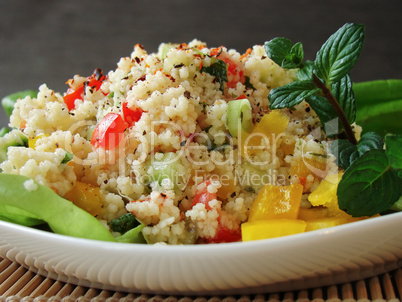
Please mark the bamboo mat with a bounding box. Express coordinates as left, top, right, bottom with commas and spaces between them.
0, 257, 401, 302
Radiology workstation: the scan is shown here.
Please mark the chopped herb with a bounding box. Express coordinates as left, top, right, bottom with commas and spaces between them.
61, 150, 74, 164
201, 58, 228, 92
109, 213, 140, 234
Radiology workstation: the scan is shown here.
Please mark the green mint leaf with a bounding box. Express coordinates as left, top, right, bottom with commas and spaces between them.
264, 37, 304, 69
357, 131, 384, 155
329, 139, 359, 169
337, 149, 401, 217
201, 58, 228, 92
385, 134, 402, 170
297, 60, 315, 81
315, 23, 365, 85
306, 74, 356, 136
305, 94, 339, 136
268, 81, 320, 109
331, 74, 356, 124
330, 132, 384, 170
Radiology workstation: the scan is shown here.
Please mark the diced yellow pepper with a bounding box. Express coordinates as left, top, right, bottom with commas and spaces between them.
307, 172, 354, 219
298, 206, 330, 220
242, 219, 307, 241
240, 110, 289, 157
305, 217, 347, 232
28, 134, 49, 150
64, 181, 102, 216
290, 157, 328, 180
308, 172, 343, 208
252, 110, 290, 137
248, 183, 303, 221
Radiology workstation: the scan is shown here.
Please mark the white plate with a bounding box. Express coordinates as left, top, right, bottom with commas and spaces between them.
1, 212, 402, 295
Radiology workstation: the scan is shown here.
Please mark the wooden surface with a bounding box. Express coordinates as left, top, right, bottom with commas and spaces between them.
0, 257, 401, 301
1, 0, 402, 127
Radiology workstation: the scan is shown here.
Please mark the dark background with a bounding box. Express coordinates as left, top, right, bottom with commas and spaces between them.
1, 0, 401, 128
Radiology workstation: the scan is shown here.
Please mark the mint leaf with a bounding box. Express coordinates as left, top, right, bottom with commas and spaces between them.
329, 139, 359, 169
268, 81, 320, 109
385, 134, 402, 170
357, 131, 384, 155
306, 94, 339, 135
315, 23, 365, 85
306, 74, 356, 136
330, 132, 384, 170
264, 37, 304, 69
297, 60, 314, 81
331, 74, 356, 124
338, 149, 401, 217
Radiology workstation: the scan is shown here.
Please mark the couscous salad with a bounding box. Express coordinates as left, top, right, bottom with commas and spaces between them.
0, 23, 401, 244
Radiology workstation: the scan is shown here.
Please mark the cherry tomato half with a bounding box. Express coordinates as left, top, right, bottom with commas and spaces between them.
122, 101, 144, 126
90, 113, 128, 150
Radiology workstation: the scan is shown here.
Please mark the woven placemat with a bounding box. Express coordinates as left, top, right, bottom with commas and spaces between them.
1, 256, 401, 302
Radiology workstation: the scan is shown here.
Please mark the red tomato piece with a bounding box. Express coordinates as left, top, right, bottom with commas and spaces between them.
206, 224, 242, 243
122, 101, 144, 126
299, 176, 307, 187
63, 69, 106, 111
63, 86, 84, 111
191, 180, 216, 210
91, 113, 128, 150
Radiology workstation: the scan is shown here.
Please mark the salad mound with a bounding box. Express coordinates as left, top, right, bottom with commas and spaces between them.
0, 23, 401, 244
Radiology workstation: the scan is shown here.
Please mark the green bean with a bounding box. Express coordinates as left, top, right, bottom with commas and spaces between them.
353, 79, 402, 134
353, 79, 402, 105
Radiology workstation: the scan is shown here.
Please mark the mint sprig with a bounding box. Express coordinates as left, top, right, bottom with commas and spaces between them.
264, 37, 304, 69
266, 23, 364, 145
264, 22, 402, 217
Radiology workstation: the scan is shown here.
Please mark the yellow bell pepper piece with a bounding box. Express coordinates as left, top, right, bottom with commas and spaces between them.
248, 183, 303, 221
308, 172, 343, 208
241, 110, 289, 157
252, 110, 290, 136
290, 156, 328, 180
64, 181, 102, 216
242, 219, 306, 241
305, 217, 347, 232
28, 134, 49, 150
307, 172, 352, 218
298, 206, 329, 220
